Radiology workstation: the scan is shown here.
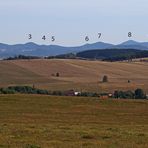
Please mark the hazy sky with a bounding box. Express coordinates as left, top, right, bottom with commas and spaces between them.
0, 0, 148, 45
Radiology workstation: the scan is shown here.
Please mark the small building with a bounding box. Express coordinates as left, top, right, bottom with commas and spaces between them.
74, 91, 81, 96
108, 93, 113, 97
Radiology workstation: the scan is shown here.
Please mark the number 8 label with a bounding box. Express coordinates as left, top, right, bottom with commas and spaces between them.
128, 32, 132, 37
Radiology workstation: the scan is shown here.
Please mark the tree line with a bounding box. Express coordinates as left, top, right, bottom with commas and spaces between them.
0, 86, 147, 99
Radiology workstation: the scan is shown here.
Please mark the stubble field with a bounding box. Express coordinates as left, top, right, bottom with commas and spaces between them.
0, 59, 148, 93
0, 94, 147, 148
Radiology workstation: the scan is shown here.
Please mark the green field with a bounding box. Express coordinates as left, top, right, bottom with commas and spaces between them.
0, 94, 147, 148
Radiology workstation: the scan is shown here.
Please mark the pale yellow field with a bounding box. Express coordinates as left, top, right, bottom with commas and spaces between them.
0, 59, 148, 93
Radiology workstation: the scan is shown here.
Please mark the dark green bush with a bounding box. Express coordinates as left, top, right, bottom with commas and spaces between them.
0, 88, 16, 94
135, 89, 146, 99
114, 89, 145, 99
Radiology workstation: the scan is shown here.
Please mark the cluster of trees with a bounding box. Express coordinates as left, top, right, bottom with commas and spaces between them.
0, 86, 147, 100
77, 49, 148, 62
4, 55, 41, 60
114, 89, 147, 99
4, 49, 148, 62
0, 86, 99, 97
78, 92, 98, 97
4, 53, 77, 61
45, 53, 77, 59
103, 50, 148, 61
0, 86, 49, 95
0, 86, 76, 96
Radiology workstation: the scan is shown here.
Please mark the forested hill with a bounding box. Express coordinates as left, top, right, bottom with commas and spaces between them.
76, 49, 148, 61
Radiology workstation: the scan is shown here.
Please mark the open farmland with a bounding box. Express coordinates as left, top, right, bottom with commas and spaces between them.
0, 94, 147, 148
0, 59, 148, 93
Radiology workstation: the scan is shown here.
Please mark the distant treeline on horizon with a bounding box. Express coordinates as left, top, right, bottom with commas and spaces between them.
3, 48, 148, 62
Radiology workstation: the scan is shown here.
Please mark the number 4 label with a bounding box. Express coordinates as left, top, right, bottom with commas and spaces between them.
42, 35, 46, 40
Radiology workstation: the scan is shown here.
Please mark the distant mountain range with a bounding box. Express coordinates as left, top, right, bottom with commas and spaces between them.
0, 40, 148, 58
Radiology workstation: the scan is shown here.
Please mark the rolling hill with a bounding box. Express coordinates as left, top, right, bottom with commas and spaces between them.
0, 59, 148, 93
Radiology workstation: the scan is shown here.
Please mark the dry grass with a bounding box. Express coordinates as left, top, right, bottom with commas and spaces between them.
0, 94, 147, 147
0, 59, 148, 93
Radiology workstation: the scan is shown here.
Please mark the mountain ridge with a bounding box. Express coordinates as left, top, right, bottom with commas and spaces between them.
0, 40, 148, 58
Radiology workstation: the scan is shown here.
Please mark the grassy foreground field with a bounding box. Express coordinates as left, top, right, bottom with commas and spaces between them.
0, 94, 147, 148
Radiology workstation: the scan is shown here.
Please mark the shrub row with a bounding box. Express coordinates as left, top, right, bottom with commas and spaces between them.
114, 89, 147, 99
0, 86, 147, 99
0, 86, 99, 97
0, 86, 49, 95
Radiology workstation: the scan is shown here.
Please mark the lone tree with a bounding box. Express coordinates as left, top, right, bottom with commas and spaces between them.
128, 80, 131, 83
102, 75, 108, 83
56, 72, 60, 77
135, 88, 146, 99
